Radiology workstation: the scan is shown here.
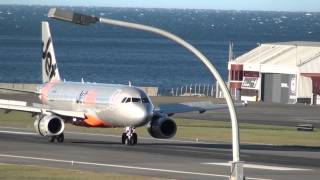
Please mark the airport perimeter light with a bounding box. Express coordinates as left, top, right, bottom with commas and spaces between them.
48, 8, 244, 180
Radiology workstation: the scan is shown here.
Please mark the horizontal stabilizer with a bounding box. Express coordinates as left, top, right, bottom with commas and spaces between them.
0, 87, 38, 94
0, 99, 27, 106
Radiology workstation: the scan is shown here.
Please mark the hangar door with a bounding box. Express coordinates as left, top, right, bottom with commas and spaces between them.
261, 73, 295, 103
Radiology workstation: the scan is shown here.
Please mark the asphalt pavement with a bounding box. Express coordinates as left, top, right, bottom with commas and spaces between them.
0, 126, 319, 180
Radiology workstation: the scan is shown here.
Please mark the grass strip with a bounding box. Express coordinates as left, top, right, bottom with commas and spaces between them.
0, 163, 162, 180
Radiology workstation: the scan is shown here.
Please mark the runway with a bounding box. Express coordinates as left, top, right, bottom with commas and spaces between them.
0, 126, 319, 180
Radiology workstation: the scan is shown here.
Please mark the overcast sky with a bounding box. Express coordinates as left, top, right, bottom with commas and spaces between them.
0, 0, 319, 12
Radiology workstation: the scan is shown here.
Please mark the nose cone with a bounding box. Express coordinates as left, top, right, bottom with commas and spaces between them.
127, 104, 147, 124
134, 105, 147, 120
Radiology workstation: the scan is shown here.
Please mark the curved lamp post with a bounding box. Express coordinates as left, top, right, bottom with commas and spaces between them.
48, 8, 244, 179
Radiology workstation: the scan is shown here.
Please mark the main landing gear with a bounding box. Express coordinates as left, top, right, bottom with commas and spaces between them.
48, 133, 64, 143
122, 126, 137, 145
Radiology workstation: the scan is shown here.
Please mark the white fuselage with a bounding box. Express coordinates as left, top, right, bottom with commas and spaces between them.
38, 81, 154, 128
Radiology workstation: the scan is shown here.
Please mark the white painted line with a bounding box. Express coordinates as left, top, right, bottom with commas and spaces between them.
203, 162, 312, 171
0, 154, 228, 178
0, 126, 28, 130
0, 130, 36, 135
0, 154, 272, 180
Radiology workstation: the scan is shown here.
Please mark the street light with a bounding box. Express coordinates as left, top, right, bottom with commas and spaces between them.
48, 8, 244, 179
48, 8, 99, 25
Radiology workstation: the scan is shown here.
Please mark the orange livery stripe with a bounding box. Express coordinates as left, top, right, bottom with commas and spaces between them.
84, 114, 113, 127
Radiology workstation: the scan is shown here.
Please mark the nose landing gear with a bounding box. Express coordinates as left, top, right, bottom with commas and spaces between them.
122, 126, 137, 145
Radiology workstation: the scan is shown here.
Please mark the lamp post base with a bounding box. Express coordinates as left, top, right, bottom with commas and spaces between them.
230, 161, 244, 180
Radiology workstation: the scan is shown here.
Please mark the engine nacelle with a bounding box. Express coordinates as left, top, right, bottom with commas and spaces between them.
34, 115, 65, 136
147, 116, 177, 139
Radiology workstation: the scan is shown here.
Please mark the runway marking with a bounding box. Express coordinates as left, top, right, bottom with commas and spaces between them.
0, 154, 271, 180
0, 130, 36, 135
203, 162, 312, 171
0, 126, 28, 130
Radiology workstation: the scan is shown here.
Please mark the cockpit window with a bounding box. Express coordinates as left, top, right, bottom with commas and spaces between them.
132, 98, 141, 103
121, 97, 149, 103
142, 98, 149, 103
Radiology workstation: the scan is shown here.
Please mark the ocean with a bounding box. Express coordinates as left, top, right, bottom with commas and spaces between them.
0, 5, 320, 94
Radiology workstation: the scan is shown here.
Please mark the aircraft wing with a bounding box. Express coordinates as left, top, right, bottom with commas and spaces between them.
0, 99, 85, 119
157, 101, 246, 115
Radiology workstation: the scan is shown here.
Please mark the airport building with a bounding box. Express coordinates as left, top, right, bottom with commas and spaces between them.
228, 41, 320, 104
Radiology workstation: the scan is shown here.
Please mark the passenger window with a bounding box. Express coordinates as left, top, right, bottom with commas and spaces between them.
126, 98, 131, 103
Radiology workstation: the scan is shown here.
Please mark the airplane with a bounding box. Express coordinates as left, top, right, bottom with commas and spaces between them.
0, 21, 244, 145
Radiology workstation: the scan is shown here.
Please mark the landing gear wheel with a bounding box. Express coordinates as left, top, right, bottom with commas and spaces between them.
57, 133, 64, 143
125, 137, 134, 145
48, 136, 55, 143
121, 133, 126, 144
122, 126, 137, 145
48, 133, 64, 143
132, 133, 138, 144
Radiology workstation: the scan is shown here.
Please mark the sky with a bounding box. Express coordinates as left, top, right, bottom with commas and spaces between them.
0, 0, 319, 12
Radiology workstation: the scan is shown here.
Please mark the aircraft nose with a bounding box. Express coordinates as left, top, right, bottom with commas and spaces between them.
129, 104, 147, 122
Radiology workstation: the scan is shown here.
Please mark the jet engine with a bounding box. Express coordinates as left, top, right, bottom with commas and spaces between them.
147, 115, 177, 139
34, 115, 65, 136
